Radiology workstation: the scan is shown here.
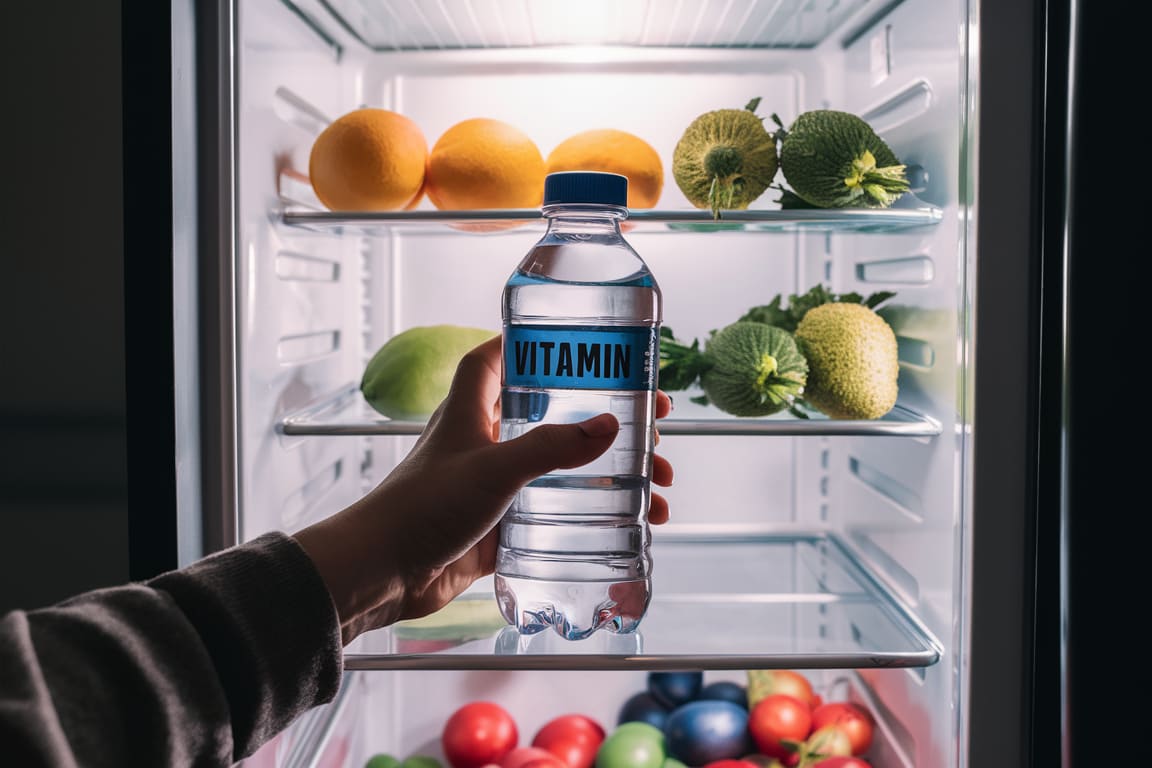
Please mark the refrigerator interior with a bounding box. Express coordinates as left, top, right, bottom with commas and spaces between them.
228, 0, 972, 766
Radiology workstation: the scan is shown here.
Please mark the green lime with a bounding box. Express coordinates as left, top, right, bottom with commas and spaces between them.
361, 325, 498, 420
365, 755, 401, 768
401, 756, 443, 768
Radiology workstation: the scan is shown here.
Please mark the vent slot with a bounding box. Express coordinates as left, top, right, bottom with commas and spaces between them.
276, 251, 341, 282
896, 336, 934, 368
282, 459, 343, 528
849, 456, 923, 521
860, 79, 933, 134
278, 330, 341, 363
856, 255, 934, 284
273, 86, 332, 134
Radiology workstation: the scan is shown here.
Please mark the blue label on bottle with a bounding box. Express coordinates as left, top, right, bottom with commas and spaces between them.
503, 325, 657, 391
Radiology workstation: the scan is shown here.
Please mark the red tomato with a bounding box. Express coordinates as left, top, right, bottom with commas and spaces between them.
808, 758, 872, 768
701, 761, 761, 768
747, 694, 812, 762
501, 747, 567, 768
442, 702, 520, 768
810, 703, 874, 756
756, 671, 818, 710
531, 714, 606, 768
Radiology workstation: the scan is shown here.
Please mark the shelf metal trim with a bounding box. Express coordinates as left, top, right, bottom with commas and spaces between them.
340, 650, 941, 672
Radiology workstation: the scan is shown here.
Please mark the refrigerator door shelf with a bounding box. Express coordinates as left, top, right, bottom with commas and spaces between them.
278, 204, 944, 236
278, 384, 943, 438
339, 531, 943, 671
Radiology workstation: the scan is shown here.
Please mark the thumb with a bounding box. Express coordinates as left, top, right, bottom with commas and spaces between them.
493, 413, 620, 487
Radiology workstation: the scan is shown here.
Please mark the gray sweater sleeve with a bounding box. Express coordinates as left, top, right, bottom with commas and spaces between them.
0, 531, 344, 767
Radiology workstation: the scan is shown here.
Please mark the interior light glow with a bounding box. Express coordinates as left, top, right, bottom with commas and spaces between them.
529, 0, 618, 45
538, 45, 617, 64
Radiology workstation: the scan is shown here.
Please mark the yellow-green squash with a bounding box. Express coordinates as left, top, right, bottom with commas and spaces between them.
361, 325, 498, 420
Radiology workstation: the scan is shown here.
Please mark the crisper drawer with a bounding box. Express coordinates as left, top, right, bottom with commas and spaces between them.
339, 531, 941, 671
253, 669, 916, 768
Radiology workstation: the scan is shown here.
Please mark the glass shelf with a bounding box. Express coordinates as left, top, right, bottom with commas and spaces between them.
342, 530, 942, 671
278, 385, 942, 438
276, 168, 941, 235
280, 204, 943, 236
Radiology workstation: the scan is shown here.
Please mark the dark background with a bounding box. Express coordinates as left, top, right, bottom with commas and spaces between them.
0, 0, 128, 611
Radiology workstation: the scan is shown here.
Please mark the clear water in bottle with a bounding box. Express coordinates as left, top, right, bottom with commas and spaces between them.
495, 171, 662, 641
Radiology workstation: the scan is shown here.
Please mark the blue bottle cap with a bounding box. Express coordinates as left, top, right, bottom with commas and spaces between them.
543, 171, 628, 207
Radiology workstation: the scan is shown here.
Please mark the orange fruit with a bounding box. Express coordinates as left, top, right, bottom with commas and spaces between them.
546, 129, 664, 208
425, 118, 546, 210
308, 108, 428, 211
403, 177, 426, 210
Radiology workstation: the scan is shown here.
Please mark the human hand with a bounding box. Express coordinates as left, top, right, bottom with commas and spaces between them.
294, 335, 674, 644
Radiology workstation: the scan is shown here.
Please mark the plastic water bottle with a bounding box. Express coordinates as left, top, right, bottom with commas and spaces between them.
495, 171, 662, 641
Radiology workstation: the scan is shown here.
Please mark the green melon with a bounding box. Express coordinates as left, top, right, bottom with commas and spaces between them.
794, 302, 899, 419
778, 109, 909, 208
672, 98, 779, 219
698, 321, 808, 417
360, 324, 498, 420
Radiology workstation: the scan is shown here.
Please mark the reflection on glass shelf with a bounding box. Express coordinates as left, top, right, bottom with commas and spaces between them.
494, 626, 645, 656
342, 531, 942, 670
279, 203, 943, 235
277, 385, 942, 437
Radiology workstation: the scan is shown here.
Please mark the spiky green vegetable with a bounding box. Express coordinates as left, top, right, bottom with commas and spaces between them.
776, 110, 910, 208
660, 322, 807, 417
672, 97, 779, 219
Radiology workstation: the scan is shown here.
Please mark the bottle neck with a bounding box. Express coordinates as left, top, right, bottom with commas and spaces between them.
542, 204, 628, 236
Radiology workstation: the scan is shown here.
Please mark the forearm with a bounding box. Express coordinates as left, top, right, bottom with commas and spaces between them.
292, 506, 410, 645
0, 532, 343, 767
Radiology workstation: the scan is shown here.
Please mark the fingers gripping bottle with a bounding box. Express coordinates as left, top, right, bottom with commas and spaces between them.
496, 171, 662, 641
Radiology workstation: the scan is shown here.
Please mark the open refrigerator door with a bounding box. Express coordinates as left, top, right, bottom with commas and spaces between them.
176, 0, 1041, 765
